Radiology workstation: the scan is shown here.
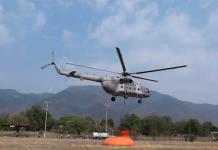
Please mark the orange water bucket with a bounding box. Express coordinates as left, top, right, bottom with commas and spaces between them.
102, 130, 134, 146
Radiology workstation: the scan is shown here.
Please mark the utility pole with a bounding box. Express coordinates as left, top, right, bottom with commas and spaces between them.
106, 105, 108, 133
105, 104, 110, 133
44, 101, 48, 139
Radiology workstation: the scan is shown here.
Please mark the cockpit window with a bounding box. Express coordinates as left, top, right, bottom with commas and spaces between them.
147, 88, 150, 93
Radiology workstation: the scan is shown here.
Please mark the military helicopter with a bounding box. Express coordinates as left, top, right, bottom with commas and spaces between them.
41, 47, 187, 104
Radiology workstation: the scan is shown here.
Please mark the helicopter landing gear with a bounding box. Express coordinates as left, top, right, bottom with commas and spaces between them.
111, 97, 115, 102
138, 99, 142, 104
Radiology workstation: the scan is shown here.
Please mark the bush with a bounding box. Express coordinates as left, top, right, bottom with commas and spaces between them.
188, 134, 197, 142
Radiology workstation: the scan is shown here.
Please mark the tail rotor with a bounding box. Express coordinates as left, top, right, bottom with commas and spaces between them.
41, 63, 53, 69
41, 51, 56, 69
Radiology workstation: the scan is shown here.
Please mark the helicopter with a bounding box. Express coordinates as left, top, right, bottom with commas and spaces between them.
41, 47, 187, 104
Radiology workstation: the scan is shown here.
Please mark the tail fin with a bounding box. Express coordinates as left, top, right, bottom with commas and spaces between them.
51, 50, 55, 64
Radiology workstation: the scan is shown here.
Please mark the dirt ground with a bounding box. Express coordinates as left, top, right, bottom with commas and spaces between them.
0, 137, 218, 150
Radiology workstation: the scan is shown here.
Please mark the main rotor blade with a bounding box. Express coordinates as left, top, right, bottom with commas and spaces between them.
66, 63, 121, 74
130, 75, 158, 82
115, 47, 127, 73
41, 63, 52, 69
130, 65, 187, 74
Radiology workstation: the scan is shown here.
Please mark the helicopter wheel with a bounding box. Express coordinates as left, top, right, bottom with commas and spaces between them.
111, 97, 115, 102
138, 99, 142, 104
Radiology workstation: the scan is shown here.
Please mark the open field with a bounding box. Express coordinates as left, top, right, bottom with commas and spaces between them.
0, 137, 218, 150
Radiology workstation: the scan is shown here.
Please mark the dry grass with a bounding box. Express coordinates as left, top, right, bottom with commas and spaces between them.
0, 137, 218, 150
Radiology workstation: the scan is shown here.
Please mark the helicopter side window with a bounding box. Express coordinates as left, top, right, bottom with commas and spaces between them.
121, 85, 123, 88
138, 88, 140, 91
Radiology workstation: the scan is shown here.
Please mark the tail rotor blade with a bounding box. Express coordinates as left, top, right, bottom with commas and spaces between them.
41, 51, 56, 69
41, 63, 52, 69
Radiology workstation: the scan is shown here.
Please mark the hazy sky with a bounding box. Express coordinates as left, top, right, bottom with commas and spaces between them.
0, 0, 218, 104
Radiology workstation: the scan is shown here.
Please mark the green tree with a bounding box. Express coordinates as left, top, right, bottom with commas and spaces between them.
184, 119, 201, 135
201, 121, 217, 136
25, 105, 55, 131
100, 118, 114, 128
141, 116, 162, 136
184, 119, 201, 141
141, 116, 173, 136
58, 116, 92, 134
9, 113, 29, 126
172, 120, 186, 135
99, 118, 115, 133
119, 114, 141, 135
160, 116, 173, 136
0, 114, 9, 130
85, 116, 98, 132
0, 114, 9, 125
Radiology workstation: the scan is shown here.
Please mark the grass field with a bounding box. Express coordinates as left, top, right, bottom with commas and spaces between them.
0, 137, 218, 150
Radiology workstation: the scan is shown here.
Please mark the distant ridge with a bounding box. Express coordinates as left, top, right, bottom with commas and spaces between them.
0, 89, 53, 114
0, 86, 218, 125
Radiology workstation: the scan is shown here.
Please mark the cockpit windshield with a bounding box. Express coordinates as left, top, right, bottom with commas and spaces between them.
141, 86, 149, 93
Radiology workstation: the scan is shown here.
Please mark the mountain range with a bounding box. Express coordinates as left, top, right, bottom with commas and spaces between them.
0, 86, 218, 125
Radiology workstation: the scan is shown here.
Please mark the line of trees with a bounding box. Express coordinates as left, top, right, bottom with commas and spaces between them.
0, 105, 56, 131
1, 105, 218, 141
119, 114, 218, 141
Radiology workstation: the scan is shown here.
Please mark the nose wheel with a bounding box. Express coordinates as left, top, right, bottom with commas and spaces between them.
111, 97, 116, 102
138, 99, 142, 104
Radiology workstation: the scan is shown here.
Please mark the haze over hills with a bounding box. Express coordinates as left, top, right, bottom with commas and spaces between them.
0, 86, 218, 125
0, 89, 52, 114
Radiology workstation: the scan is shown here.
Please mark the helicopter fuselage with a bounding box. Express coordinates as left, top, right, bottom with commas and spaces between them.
101, 77, 150, 99
71, 70, 150, 99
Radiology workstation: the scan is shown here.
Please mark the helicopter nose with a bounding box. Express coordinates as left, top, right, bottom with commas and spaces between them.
144, 88, 151, 97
